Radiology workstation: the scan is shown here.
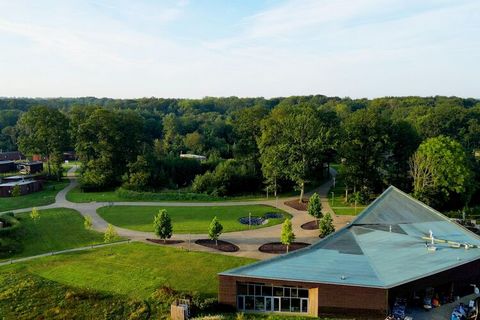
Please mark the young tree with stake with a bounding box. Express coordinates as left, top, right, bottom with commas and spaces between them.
319, 212, 335, 238
281, 218, 295, 253
153, 209, 173, 244
307, 193, 323, 227
208, 216, 223, 246
30, 207, 40, 223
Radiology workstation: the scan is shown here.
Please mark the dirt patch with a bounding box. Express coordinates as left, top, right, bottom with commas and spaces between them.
146, 238, 184, 245
284, 199, 308, 211
195, 239, 239, 252
258, 242, 310, 254
301, 220, 319, 230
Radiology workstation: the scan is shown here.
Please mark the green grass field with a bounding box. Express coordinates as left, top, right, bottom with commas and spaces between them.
0, 180, 69, 212
98, 205, 289, 233
2, 208, 104, 260
1, 242, 256, 299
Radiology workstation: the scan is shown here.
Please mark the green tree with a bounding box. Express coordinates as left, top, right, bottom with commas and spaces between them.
11, 185, 21, 197
307, 193, 323, 227
410, 136, 474, 208
339, 107, 392, 199
208, 216, 223, 246
76, 109, 145, 190
84, 216, 93, 230
30, 207, 40, 223
259, 104, 338, 202
280, 218, 295, 253
16, 106, 70, 179
153, 209, 173, 243
319, 213, 335, 238
104, 224, 118, 243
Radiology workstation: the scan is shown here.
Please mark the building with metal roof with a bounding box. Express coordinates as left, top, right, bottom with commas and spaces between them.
218, 186, 480, 317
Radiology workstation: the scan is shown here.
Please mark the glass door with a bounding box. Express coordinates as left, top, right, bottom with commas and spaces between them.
301, 298, 308, 313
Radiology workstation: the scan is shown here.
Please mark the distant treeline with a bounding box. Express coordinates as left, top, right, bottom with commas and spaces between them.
1, 95, 479, 210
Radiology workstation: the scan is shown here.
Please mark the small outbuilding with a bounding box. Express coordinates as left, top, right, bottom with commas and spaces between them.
17, 161, 43, 174
0, 151, 24, 161
219, 186, 480, 318
0, 179, 43, 197
0, 160, 16, 173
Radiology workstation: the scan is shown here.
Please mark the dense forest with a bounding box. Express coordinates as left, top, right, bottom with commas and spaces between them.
1, 95, 479, 211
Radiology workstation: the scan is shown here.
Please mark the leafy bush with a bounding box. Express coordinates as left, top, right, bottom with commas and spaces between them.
0, 213, 23, 257
192, 160, 262, 196
115, 187, 220, 201
0, 213, 23, 238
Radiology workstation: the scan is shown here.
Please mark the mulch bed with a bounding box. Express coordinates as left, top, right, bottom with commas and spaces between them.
284, 199, 308, 211
146, 238, 184, 245
258, 242, 310, 254
195, 239, 239, 252
301, 220, 319, 230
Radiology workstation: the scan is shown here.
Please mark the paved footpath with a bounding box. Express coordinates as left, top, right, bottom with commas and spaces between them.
1, 166, 355, 260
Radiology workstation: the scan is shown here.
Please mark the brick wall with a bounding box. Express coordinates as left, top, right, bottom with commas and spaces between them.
218, 275, 388, 317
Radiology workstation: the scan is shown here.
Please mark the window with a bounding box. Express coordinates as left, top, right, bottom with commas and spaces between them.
237, 283, 309, 313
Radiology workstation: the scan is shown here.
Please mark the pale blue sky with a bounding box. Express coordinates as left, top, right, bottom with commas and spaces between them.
0, 0, 479, 98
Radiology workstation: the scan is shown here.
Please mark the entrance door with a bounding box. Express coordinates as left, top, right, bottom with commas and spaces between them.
301, 299, 308, 313
273, 297, 280, 312
265, 297, 273, 311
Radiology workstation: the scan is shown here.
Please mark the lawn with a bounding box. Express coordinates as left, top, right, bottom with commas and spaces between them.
98, 205, 289, 233
327, 166, 368, 216
0, 180, 69, 212
1, 208, 104, 260
0, 242, 256, 299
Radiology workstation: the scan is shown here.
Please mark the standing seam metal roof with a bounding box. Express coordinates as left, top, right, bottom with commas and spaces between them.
220, 186, 480, 288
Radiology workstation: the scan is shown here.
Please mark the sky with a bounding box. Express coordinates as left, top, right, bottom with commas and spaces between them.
0, 0, 479, 99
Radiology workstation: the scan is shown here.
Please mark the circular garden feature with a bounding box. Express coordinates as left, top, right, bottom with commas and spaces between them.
195, 239, 239, 252
258, 242, 310, 254
238, 216, 266, 226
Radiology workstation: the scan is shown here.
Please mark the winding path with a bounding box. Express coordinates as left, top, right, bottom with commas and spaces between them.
2, 166, 354, 259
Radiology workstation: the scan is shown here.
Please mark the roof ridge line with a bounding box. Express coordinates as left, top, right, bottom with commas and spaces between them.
350, 227, 387, 287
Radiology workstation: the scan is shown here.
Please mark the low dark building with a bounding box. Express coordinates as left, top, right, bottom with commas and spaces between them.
0, 161, 16, 173
219, 187, 480, 318
0, 151, 24, 161
0, 179, 43, 197
63, 151, 76, 161
18, 161, 43, 174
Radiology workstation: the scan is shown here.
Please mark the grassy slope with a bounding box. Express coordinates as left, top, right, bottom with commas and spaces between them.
0, 180, 69, 212
2, 208, 104, 260
1, 242, 256, 299
98, 205, 289, 233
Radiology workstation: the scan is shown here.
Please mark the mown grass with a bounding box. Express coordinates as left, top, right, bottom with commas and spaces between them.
1, 208, 104, 260
98, 205, 289, 234
328, 166, 368, 216
0, 242, 256, 299
0, 180, 69, 212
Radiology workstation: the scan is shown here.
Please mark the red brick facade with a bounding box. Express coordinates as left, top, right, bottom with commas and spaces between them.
218, 275, 388, 317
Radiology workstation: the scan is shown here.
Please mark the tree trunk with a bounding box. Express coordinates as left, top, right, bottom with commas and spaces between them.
274, 176, 277, 198
299, 181, 305, 203
286, 244, 289, 253
215, 239, 218, 246
164, 238, 166, 244
345, 186, 348, 203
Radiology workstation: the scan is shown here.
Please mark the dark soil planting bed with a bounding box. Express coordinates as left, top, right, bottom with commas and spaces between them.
301, 220, 319, 230
258, 242, 310, 254
146, 239, 184, 245
195, 239, 239, 252
284, 199, 308, 211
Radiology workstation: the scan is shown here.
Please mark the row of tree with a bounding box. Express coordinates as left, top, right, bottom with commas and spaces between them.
6, 95, 480, 210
